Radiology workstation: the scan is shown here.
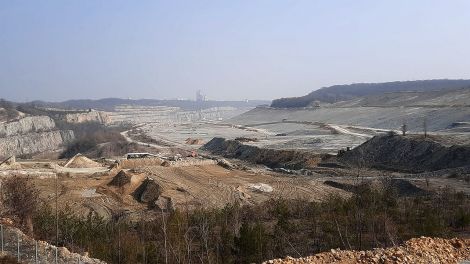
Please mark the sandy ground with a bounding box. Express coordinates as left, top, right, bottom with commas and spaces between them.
27, 162, 351, 221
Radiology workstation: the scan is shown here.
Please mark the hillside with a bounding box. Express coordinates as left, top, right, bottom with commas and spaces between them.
271, 79, 470, 108
202, 137, 324, 169
230, 105, 470, 132
0, 100, 20, 122
30, 98, 270, 111
338, 134, 470, 172
331, 87, 470, 107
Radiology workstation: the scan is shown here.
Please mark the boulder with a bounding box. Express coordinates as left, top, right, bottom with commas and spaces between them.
108, 170, 131, 187
133, 178, 162, 204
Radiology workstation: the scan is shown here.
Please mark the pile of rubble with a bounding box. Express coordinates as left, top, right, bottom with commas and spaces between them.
64, 153, 102, 168
263, 237, 470, 264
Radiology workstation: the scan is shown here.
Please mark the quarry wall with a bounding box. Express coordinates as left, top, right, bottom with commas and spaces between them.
0, 116, 56, 137
0, 130, 74, 157
0, 116, 75, 157
62, 110, 111, 124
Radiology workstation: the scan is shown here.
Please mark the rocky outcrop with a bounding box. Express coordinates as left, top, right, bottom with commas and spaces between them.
63, 110, 110, 124
338, 134, 470, 172
0, 116, 76, 157
0, 130, 74, 157
108, 170, 131, 187
133, 178, 162, 204
0, 116, 55, 137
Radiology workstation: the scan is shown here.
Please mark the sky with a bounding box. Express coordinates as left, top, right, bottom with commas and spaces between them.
1, 1, 470, 102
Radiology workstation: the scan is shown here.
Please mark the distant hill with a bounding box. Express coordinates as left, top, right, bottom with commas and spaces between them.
29, 98, 270, 111
271, 79, 470, 108
0, 99, 20, 122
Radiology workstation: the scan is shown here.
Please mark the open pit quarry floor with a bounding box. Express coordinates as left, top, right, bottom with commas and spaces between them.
0, 155, 468, 224
0, 157, 357, 220
137, 121, 369, 154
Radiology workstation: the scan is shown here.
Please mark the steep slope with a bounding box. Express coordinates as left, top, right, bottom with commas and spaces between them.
338, 134, 470, 172
202, 137, 323, 169
0, 100, 20, 122
271, 79, 470, 108
0, 116, 74, 158
230, 105, 470, 132
331, 87, 470, 107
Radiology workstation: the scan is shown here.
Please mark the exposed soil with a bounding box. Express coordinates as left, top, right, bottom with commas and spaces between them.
202, 137, 326, 169
64, 154, 102, 168
108, 170, 131, 187
338, 134, 470, 172
263, 237, 470, 264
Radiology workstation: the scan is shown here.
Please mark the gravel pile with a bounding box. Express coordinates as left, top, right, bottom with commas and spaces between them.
263, 237, 470, 264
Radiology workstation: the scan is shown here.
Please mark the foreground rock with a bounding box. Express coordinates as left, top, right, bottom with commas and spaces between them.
263, 237, 470, 264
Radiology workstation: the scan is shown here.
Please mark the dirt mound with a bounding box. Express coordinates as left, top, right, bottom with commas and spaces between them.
389, 179, 430, 196
202, 137, 323, 169
264, 237, 470, 264
108, 170, 131, 187
64, 153, 102, 168
186, 138, 204, 145
338, 134, 470, 173
324, 179, 429, 197
133, 178, 162, 204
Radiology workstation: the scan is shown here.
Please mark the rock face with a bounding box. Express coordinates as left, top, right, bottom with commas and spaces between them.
0, 130, 74, 157
63, 110, 110, 124
0, 116, 55, 137
0, 116, 75, 157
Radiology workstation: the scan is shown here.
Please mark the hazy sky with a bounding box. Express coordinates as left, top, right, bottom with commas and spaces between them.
1, 1, 470, 102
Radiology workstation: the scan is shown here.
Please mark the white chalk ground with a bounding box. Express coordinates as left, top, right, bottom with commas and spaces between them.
248, 183, 273, 193
139, 120, 368, 154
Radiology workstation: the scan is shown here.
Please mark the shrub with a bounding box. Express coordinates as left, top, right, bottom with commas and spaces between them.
2, 177, 39, 235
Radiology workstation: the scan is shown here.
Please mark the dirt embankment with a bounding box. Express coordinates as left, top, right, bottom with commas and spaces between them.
202, 137, 324, 169
264, 237, 470, 264
338, 134, 470, 173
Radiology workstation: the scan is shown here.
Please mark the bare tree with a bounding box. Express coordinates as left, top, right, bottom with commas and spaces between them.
423, 117, 428, 138
401, 121, 408, 136
2, 177, 39, 235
